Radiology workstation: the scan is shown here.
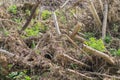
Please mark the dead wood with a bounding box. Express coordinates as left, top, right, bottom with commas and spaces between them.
75, 35, 86, 42
53, 12, 61, 35
83, 44, 115, 65
84, 71, 120, 80
67, 69, 94, 80
88, 0, 102, 28
64, 34, 79, 49
102, 0, 108, 40
56, 53, 89, 68
0, 49, 15, 57
70, 22, 83, 39
20, 0, 41, 33
98, 0, 103, 13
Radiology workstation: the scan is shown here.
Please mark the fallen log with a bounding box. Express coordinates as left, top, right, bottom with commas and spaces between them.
83, 44, 115, 65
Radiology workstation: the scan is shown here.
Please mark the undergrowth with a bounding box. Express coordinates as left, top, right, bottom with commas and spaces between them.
8, 5, 17, 14
85, 37, 106, 52
41, 10, 51, 20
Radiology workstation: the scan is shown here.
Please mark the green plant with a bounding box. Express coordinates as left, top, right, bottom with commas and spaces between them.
117, 49, 120, 56
104, 35, 112, 43
25, 22, 47, 37
113, 23, 119, 32
8, 5, 17, 14
4, 30, 9, 36
55, 11, 67, 24
70, 63, 78, 69
25, 9, 31, 16
109, 48, 120, 56
7, 71, 31, 80
85, 37, 106, 52
31, 41, 36, 49
12, 18, 22, 23
41, 10, 51, 20
85, 32, 95, 39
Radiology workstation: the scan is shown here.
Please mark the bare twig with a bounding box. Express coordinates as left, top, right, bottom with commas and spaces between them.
98, 0, 103, 13
67, 69, 93, 80
83, 44, 115, 65
88, 0, 102, 28
70, 22, 83, 39
53, 12, 61, 35
102, 0, 108, 40
75, 35, 86, 42
60, 0, 70, 9
84, 71, 120, 79
69, 31, 86, 42
0, 18, 21, 25
20, 0, 41, 33
0, 49, 15, 57
64, 34, 79, 48
57, 53, 90, 68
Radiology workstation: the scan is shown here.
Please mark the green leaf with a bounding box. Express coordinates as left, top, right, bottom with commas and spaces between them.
8, 5, 17, 14
84, 37, 106, 52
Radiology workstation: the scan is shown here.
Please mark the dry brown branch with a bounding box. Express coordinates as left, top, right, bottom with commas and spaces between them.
102, 0, 108, 40
70, 22, 83, 39
0, 18, 21, 25
98, 0, 103, 13
57, 53, 89, 68
20, 0, 41, 33
53, 12, 61, 35
60, 0, 70, 9
64, 34, 79, 48
83, 44, 115, 65
75, 35, 86, 42
67, 69, 94, 80
84, 71, 120, 79
0, 49, 15, 57
69, 31, 86, 42
88, 0, 102, 28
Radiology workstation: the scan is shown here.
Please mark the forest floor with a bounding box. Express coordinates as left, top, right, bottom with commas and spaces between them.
0, 0, 120, 80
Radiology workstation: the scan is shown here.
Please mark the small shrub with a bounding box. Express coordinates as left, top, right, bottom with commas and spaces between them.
104, 35, 112, 44
109, 48, 120, 56
7, 71, 31, 80
55, 11, 67, 24
70, 63, 78, 69
85, 32, 95, 39
31, 41, 36, 49
25, 9, 31, 16
12, 18, 22, 23
41, 10, 51, 20
8, 5, 17, 14
85, 37, 106, 52
117, 49, 120, 56
25, 22, 47, 37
